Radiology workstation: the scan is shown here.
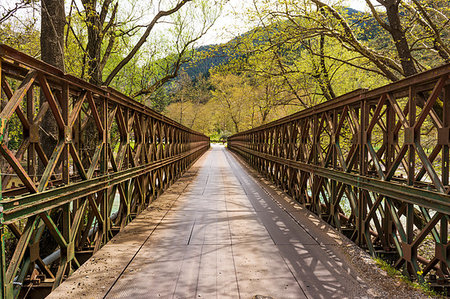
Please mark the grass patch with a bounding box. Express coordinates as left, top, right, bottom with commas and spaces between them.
374, 258, 444, 298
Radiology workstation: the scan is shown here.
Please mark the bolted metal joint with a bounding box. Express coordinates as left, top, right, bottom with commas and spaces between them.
29, 242, 40, 262
61, 241, 75, 262
0, 118, 7, 143
30, 124, 39, 143
401, 242, 414, 262
404, 128, 418, 145
437, 127, 450, 145
64, 126, 72, 143
331, 133, 338, 145
435, 243, 449, 262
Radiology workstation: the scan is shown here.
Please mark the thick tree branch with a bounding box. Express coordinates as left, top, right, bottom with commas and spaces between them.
132, 32, 205, 97
103, 0, 192, 86
365, 0, 391, 32
309, 0, 402, 80
100, 0, 113, 25
403, 0, 450, 62
0, 1, 32, 24
103, 1, 118, 34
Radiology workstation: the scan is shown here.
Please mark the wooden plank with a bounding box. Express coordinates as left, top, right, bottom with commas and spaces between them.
198, 244, 239, 298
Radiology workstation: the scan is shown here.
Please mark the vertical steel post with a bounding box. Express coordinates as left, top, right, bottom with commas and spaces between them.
26, 88, 35, 181
358, 99, 369, 246
0, 179, 6, 299
0, 58, 7, 299
441, 85, 450, 275
406, 86, 417, 277
102, 96, 109, 244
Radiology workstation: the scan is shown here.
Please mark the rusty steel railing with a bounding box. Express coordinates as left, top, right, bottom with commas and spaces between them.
228, 64, 450, 289
0, 45, 209, 298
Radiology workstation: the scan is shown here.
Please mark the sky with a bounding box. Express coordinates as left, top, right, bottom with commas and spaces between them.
344, 0, 367, 11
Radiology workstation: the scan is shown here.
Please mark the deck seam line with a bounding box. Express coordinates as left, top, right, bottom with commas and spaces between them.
171, 241, 191, 298
187, 219, 196, 245
174, 151, 212, 298
201, 173, 209, 195
193, 242, 206, 298
278, 249, 311, 299
222, 162, 242, 299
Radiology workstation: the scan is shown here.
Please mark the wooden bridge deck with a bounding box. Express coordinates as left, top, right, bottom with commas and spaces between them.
48, 145, 373, 299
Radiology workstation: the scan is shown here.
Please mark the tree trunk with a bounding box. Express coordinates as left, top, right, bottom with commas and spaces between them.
232, 118, 239, 133
40, 0, 65, 171
384, 0, 417, 77
82, 0, 106, 166
41, 0, 65, 69
86, 2, 102, 85
39, 0, 65, 265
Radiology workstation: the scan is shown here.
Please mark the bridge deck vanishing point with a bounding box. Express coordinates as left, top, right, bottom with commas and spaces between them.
48, 145, 388, 299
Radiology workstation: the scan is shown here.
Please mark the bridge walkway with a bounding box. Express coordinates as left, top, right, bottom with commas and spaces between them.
48, 145, 373, 299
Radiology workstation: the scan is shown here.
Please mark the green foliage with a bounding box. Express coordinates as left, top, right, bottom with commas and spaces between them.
0, 18, 39, 57
1, 0, 448, 143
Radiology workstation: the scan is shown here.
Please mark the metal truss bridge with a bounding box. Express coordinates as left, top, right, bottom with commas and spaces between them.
0, 45, 448, 298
